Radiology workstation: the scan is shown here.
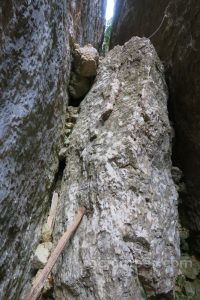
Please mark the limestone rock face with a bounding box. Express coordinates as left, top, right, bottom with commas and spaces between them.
53, 37, 179, 299
111, 0, 200, 244
0, 1, 105, 299
68, 0, 106, 49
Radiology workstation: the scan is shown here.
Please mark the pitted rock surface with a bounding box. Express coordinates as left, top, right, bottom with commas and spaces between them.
73, 44, 99, 77
53, 37, 179, 299
69, 44, 99, 101
0, 1, 105, 299
111, 0, 200, 245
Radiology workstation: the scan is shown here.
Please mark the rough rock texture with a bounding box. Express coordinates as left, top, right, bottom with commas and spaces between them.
69, 44, 99, 101
53, 37, 179, 299
69, 72, 93, 100
68, 0, 106, 49
0, 1, 105, 299
73, 44, 99, 77
111, 0, 200, 249
176, 254, 200, 300
31, 242, 53, 269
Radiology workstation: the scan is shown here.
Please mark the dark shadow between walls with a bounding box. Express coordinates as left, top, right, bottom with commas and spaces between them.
68, 94, 86, 107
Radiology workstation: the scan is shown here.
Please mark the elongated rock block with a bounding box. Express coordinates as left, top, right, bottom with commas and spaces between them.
53, 37, 179, 299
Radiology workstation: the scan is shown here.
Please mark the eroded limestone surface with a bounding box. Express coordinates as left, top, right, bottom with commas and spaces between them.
111, 0, 200, 252
0, 1, 105, 299
53, 37, 179, 299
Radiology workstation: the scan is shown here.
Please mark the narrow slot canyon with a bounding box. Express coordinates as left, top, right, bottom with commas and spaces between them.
1, 1, 200, 299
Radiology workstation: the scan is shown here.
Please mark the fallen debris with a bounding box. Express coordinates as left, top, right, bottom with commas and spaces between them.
31, 242, 53, 269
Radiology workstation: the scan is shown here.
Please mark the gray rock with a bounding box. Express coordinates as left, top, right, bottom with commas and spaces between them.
179, 227, 189, 241
53, 37, 179, 299
73, 44, 99, 77
59, 147, 68, 161
69, 72, 93, 99
172, 167, 183, 184
32, 242, 53, 269
66, 106, 80, 123
0, 1, 105, 299
42, 222, 53, 243
111, 0, 200, 249
69, 44, 99, 101
180, 255, 200, 280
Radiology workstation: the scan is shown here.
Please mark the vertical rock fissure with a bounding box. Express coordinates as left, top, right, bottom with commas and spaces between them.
28, 42, 101, 296
28, 106, 80, 300
168, 87, 200, 299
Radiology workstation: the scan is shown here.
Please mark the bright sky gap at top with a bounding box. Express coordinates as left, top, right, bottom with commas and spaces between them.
105, 0, 115, 20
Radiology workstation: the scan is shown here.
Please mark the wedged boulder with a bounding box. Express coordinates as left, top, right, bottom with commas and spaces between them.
69, 44, 99, 102
73, 44, 99, 77
53, 37, 179, 299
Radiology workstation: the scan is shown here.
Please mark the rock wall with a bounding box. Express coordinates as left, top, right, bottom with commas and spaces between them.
0, 1, 105, 299
68, 0, 106, 49
53, 37, 179, 299
111, 0, 200, 251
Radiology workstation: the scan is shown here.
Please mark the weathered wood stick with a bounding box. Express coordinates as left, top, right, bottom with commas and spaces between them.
25, 207, 85, 300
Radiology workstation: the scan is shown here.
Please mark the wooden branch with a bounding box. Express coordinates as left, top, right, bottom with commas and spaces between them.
25, 207, 85, 300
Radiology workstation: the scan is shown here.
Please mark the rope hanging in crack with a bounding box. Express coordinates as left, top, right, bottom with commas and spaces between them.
147, 4, 170, 39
